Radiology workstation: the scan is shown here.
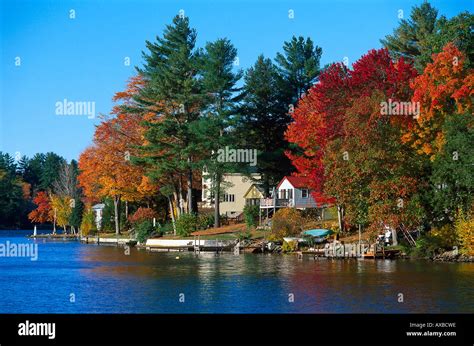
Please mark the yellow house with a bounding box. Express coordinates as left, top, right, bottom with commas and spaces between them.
202, 173, 261, 218
243, 184, 265, 206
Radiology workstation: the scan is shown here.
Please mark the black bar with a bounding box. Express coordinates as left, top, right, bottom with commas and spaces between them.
0, 314, 472, 345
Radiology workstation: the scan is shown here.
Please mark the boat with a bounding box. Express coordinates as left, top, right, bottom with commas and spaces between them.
283, 237, 305, 243
302, 229, 334, 243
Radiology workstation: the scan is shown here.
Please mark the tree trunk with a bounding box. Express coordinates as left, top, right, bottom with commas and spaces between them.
168, 197, 177, 235
125, 201, 129, 220
214, 173, 221, 228
337, 205, 344, 234
113, 195, 121, 235
53, 209, 57, 235
178, 179, 185, 215
173, 190, 180, 218
187, 157, 193, 214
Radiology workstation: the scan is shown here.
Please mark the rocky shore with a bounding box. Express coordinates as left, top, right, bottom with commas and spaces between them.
432, 248, 474, 262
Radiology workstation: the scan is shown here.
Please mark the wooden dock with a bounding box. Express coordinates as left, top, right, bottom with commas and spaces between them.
298, 241, 400, 259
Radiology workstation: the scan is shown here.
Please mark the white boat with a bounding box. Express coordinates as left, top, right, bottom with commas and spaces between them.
283, 237, 305, 243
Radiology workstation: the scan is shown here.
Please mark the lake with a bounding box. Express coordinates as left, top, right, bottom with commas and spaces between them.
0, 230, 473, 313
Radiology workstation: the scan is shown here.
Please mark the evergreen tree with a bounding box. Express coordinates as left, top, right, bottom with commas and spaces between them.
275, 35, 322, 104
423, 12, 474, 69
237, 55, 293, 195
381, 1, 438, 71
197, 38, 242, 227
0, 153, 24, 227
135, 15, 204, 214
17, 154, 44, 194
40, 152, 65, 191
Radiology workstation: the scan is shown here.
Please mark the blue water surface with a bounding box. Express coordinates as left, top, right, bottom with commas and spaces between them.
0, 230, 473, 313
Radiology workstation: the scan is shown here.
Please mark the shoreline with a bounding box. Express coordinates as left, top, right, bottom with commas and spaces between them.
21, 232, 474, 262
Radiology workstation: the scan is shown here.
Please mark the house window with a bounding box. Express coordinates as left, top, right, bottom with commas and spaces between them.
302, 189, 308, 198
288, 189, 293, 199
246, 198, 259, 206
224, 194, 235, 202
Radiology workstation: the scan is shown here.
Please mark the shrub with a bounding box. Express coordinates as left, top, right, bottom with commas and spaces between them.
238, 231, 252, 241
197, 213, 215, 230
80, 209, 96, 236
158, 222, 174, 235
271, 208, 303, 240
282, 240, 298, 253
455, 209, 474, 255
243, 205, 259, 229
128, 207, 156, 225
175, 213, 198, 237
413, 225, 456, 258
267, 233, 281, 243
135, 219, 155, 243
220, 214, 229, 225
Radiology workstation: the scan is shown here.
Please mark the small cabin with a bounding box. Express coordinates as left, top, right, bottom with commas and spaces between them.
276, 176, 318, 209
260, 176, 318, 210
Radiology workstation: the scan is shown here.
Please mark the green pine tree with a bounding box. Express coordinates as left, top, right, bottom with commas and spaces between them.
198, 38, 243, 227
40, 152, 66, 191
381, 1, 438, 71
135, 15, 204, 214
237, 55, 293, 195
275, 35, 322, 104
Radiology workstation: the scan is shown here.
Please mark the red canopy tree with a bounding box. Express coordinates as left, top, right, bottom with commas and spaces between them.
286, 48, 423, 237
28, 191, 52, 224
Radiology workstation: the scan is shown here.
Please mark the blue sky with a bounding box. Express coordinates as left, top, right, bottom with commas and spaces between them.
0, 0, 471, 161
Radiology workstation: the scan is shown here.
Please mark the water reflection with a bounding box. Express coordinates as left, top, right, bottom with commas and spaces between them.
1, 233, 473, 313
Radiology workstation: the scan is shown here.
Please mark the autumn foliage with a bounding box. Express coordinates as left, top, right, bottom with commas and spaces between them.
286, 49, 425, 232
404, 43, 474, 157
128, 207, 156, 225
28, 191, 52, 224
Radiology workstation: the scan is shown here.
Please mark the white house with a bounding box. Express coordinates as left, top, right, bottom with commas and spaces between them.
92, 203, 105, 230
260, 176, 318, 210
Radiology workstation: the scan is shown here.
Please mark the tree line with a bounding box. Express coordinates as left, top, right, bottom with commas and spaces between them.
2, 3, 472, 254
0, 152, 84, 231
76, 15, 323, 235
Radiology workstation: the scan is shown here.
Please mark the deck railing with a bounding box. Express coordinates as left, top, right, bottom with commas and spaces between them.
260, 198, 291, 208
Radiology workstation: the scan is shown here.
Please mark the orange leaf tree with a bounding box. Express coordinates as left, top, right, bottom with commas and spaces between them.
28, 191, 52, 224
78, 77, 151, 235
404, 43, 473, 158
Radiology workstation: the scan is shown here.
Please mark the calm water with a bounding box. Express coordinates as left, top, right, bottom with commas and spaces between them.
0, 230, 473, 313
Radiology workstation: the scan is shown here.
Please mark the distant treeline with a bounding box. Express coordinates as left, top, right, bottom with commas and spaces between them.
0, 152, 71, 229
